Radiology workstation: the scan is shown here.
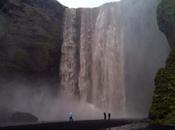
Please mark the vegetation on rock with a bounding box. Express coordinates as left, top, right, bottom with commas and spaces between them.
150, 0, 175, 125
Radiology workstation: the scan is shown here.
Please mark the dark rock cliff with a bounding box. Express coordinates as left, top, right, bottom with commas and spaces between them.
0, 0, 65, 82
150, 0, 175, 125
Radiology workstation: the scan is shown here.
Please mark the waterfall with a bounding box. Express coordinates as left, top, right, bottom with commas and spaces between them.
122, 0, 170, 117
60, 2, 126, 115
59, 0, 169, 118
91, 3, 125, 114
59, 8, 80, 99
0, 0, 170, 121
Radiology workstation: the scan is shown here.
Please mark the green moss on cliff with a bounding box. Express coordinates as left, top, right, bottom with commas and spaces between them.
159, 0, 175, 21
150, 0, 175, 125
150, 51, 175, 125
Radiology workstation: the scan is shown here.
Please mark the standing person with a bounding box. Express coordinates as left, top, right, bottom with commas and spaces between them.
104, 112, 107, 120
108, 113, 111, 120
69, 112, 73, 121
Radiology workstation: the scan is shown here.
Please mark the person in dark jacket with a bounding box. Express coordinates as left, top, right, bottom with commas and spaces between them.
104, 112, 107, 120
108, 113, 111, 120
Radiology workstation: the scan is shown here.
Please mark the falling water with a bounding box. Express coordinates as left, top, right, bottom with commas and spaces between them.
60, 2, 126, 115
59, 9, 80, 99
122, 0, 170, 117
59, 0, 170, 118
91, 3, 125, 114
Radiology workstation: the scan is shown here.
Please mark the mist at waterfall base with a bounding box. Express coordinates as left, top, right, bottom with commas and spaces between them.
0, 0, 170, 122
0, 80, 105, 121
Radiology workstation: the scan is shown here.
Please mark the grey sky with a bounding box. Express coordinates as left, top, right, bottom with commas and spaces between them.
57, 0, 121, 8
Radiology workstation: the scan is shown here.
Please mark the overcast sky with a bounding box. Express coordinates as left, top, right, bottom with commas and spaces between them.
57, 0, 121, 8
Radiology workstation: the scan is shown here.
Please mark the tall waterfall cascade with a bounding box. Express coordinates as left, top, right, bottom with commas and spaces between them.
59, 0, 169, 118
60, 3, 126, 115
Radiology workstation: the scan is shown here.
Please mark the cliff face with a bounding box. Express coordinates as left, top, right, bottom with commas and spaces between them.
0, 0, 66, 121
0, 0, 65, 82
150, 0, 175, 125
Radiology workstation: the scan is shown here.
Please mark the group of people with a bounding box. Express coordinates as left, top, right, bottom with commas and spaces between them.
104, 112, 111, 120
68, 112, 111, 121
